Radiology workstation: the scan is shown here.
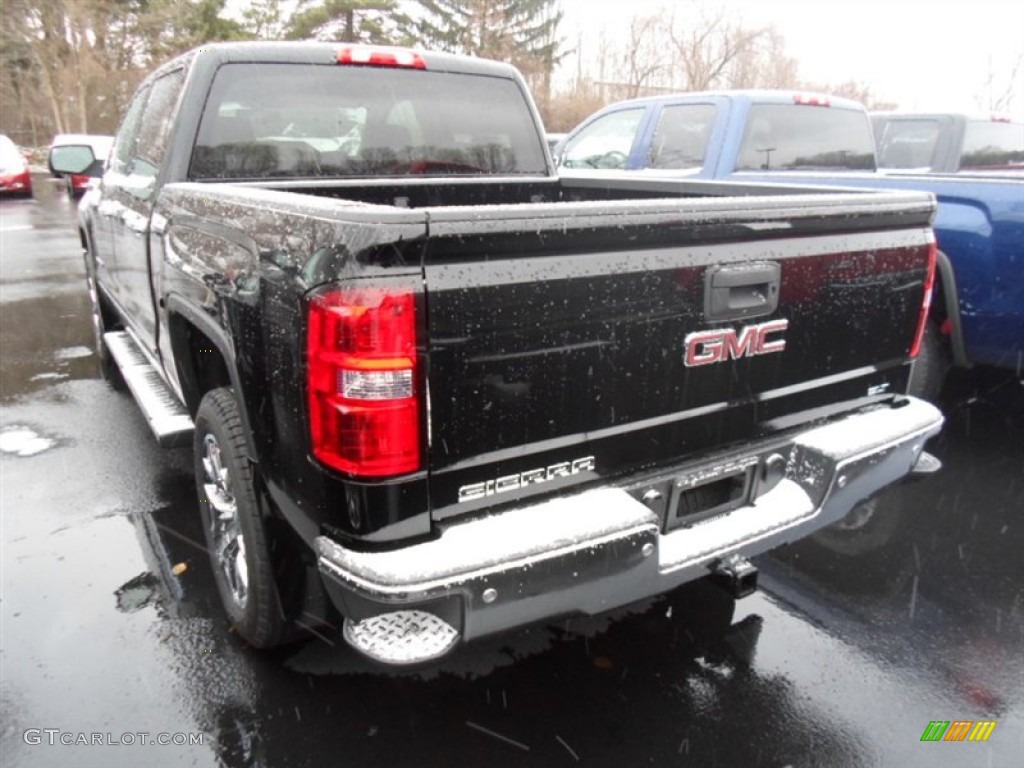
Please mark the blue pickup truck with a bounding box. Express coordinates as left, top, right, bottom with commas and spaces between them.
556, 91, 1024, 397
872, 112, 1024, 174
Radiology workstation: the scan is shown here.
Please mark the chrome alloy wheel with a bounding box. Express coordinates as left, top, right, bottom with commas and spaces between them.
202, 432, 248, 610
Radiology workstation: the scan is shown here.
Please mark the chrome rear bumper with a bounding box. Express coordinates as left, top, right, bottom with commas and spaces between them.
317, 397, 943, 663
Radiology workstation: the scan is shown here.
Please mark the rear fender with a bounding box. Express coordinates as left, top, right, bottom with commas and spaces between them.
934, 249, 971, 368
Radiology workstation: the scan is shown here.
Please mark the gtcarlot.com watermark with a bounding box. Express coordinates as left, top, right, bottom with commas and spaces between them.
23, 729, 204, 747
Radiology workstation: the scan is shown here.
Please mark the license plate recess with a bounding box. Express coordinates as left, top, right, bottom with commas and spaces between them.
664, 457, 759, 532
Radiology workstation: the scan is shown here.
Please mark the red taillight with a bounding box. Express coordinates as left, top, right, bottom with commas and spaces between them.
909, 242, 937, 359
337, 46, 426, 69
793, 94, 830, 107
307, 286, 420, 477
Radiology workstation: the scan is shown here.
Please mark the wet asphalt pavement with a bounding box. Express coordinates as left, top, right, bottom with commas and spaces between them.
1, 177, 1022, 768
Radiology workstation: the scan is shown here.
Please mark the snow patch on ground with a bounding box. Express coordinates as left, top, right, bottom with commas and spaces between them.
53, 346, 93, 361
0, 425, 55, 457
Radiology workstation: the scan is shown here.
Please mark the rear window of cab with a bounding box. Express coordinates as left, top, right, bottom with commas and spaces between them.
190, 63, 548, 180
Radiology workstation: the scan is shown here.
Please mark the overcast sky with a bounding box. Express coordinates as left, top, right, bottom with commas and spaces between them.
559, 0, 1024, 119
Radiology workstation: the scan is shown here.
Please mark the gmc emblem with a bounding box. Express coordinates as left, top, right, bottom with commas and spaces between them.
684, 319, 789, 367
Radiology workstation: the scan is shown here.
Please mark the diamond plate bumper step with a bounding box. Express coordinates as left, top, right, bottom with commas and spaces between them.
104, 331, 193, 447
342, 611, 460, 665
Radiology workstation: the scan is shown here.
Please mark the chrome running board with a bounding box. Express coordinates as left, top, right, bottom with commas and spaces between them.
104, 331, 193, 447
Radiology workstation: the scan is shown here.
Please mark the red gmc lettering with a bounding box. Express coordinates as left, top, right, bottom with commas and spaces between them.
684, 330, 725, 366
684, 319, 789, 367
723, 325, 760, 359
756, 319, 788, 354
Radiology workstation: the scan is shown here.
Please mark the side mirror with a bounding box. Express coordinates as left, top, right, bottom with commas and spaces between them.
49, 145, 102, 177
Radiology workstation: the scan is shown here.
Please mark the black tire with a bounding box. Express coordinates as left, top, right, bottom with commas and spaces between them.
83, 253, 125, 390
907, 319, 948, 402
809, 484, 906, 558
194, 388, 287, 648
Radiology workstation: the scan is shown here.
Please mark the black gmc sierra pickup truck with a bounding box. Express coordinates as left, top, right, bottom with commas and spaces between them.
50, 42, 943, 665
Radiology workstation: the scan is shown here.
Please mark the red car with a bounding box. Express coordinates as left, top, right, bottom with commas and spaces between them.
67, 172, 92, 197
0, 135, 33, 197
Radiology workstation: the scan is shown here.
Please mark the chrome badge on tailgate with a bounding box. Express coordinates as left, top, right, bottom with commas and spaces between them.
458, 456, 596, 503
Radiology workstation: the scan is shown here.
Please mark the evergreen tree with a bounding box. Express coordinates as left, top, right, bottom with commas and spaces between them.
157, 0, 249, 51
413, 1, 563, 108
242, 0, 288, 39
138, 0, 250, 62
286, 0, 412, 44
415, 0, 561, 62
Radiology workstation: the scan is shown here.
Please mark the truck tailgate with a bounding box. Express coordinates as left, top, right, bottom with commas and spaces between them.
421, 191, 935, 520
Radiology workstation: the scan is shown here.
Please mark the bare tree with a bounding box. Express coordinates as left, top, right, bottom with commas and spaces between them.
616, 13, 669, 98
979, 49, 1023, 113
3, 0, 106, 135
0, 0, 249, 144
728, 27, 799, 90
666, 3, 764, 91
545, 3, 784, 131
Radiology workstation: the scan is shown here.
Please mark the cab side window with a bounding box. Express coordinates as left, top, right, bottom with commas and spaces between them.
646, 104, 716, 170
109, 86, 151, 175
109, 69, 185, 185
560, 109, 645, 170
133, 69, 186, 179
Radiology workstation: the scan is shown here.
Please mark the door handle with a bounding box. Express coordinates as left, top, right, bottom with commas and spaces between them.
704, 262, 781, 322
202, 272, 235, 297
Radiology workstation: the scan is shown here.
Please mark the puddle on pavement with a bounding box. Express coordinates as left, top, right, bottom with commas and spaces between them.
0, 291, 96, 401
115, 571, 161, 613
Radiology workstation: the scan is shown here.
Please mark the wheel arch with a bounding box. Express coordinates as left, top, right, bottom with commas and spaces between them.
79, 223, 99, 274
164, 295, 261, 462
933, 248, 971, 368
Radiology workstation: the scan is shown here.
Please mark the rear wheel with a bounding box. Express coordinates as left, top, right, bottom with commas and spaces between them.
810, 485, 905, 558
195, 388, 287, 648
